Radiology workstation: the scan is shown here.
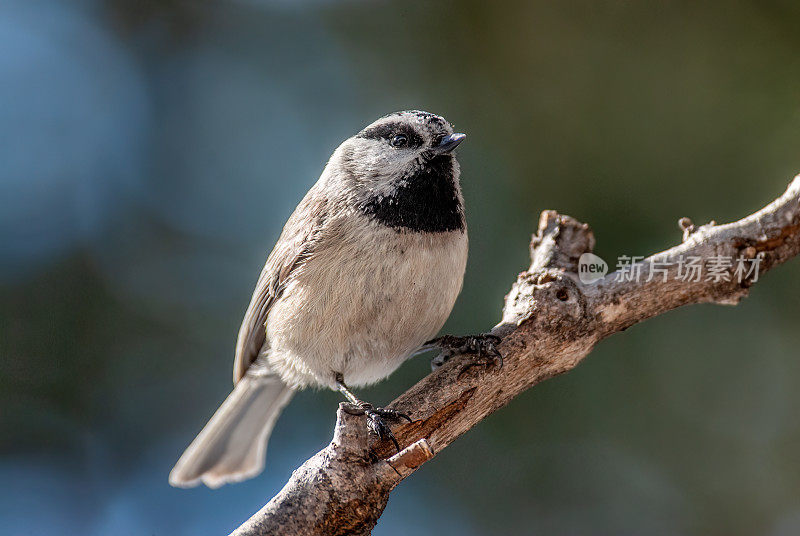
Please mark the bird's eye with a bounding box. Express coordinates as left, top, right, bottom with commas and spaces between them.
390, 134, 408, 148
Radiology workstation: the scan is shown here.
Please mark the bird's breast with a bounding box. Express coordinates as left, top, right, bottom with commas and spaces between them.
265, 217, 468, 389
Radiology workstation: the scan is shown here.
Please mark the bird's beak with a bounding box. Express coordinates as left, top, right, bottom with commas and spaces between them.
432, 133, 466, 154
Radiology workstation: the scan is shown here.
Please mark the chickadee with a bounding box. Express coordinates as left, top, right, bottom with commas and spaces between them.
169, 110, 496, 489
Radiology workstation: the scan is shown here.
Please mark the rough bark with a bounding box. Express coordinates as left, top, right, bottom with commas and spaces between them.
230, 175, 800, 536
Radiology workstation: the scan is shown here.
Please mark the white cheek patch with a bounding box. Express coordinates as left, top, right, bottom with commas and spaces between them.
369, 174, 403, 199
361, 148, 419, 199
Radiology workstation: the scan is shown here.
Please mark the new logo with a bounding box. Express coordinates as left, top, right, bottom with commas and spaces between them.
578, 252, 608, 284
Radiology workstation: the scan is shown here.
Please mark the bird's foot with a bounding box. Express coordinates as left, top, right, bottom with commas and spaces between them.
342, 402, 412, 452
428, 333, 503, 371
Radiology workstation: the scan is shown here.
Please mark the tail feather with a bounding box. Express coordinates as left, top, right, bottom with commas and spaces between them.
169, 373, 294, 489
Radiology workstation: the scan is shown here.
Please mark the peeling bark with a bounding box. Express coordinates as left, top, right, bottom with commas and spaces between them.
230, 175, 800, 536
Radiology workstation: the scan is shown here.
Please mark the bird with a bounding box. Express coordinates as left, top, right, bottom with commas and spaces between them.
169, 110, 499, 489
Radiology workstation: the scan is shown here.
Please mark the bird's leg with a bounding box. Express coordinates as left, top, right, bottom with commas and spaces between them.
427, 333, 503, 371
334, 373, 411, 452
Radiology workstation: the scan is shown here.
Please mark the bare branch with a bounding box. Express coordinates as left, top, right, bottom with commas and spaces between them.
231, 175, 800, 536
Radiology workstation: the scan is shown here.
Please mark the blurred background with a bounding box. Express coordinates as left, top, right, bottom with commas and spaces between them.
1, 0, 799, 534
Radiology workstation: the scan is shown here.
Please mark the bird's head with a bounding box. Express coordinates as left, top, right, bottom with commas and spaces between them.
330, 110, 466, 232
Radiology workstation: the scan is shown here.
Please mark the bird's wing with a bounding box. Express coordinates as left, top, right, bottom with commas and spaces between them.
233, 191, 329, 384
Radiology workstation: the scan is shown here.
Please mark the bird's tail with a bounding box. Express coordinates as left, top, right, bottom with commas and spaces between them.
169, 371, 294, 489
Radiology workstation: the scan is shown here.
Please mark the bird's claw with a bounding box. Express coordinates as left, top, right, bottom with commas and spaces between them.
342, 402, 412, 452
429, 333, 503, 371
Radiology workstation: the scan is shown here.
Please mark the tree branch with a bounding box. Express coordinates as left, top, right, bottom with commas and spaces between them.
230, 175, 800, 536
